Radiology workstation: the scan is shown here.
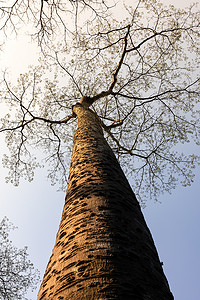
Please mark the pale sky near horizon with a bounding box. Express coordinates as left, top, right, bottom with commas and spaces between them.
0, 1, 199, 299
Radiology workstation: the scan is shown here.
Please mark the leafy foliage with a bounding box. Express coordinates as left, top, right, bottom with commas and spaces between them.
0, 0, 200, 203
0, 0, 110, 46
0, 217, 40, 300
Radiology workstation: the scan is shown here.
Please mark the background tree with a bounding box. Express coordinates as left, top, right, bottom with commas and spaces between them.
0, 0, 199, 298
0, 217, 40, 300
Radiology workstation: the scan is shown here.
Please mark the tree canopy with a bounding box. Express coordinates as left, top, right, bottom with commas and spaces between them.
0, 0, 200, 203
0, 217, 40, 299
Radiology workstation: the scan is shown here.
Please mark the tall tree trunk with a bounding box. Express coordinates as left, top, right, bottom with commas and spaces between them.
37, 104, 173, 300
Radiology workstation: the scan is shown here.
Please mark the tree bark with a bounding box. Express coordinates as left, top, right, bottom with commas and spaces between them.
37, 103, 173, 300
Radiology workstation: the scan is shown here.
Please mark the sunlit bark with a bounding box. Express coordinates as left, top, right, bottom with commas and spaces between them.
37, 103, 173, 299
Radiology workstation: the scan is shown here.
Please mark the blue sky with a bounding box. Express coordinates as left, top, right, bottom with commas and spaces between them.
0, 1, 199, 299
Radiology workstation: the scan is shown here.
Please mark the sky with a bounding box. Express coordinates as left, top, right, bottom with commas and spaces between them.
0, 1, 199, 299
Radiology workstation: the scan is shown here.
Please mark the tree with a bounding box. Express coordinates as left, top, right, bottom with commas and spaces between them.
0, 217, 40, 300
0, 0, 199, 299
37, 103, 174, 299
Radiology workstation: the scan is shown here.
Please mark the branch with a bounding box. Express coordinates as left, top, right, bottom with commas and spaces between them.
80, 25, 131, 107
0, 113, 76, 133
99, 118, 147, 160
112, 78, 200, 102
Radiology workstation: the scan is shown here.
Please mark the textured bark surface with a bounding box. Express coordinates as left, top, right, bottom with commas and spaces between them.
37, 104, 173, 299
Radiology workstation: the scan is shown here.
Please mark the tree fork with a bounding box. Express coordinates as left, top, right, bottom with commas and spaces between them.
37, 103, 173, 299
